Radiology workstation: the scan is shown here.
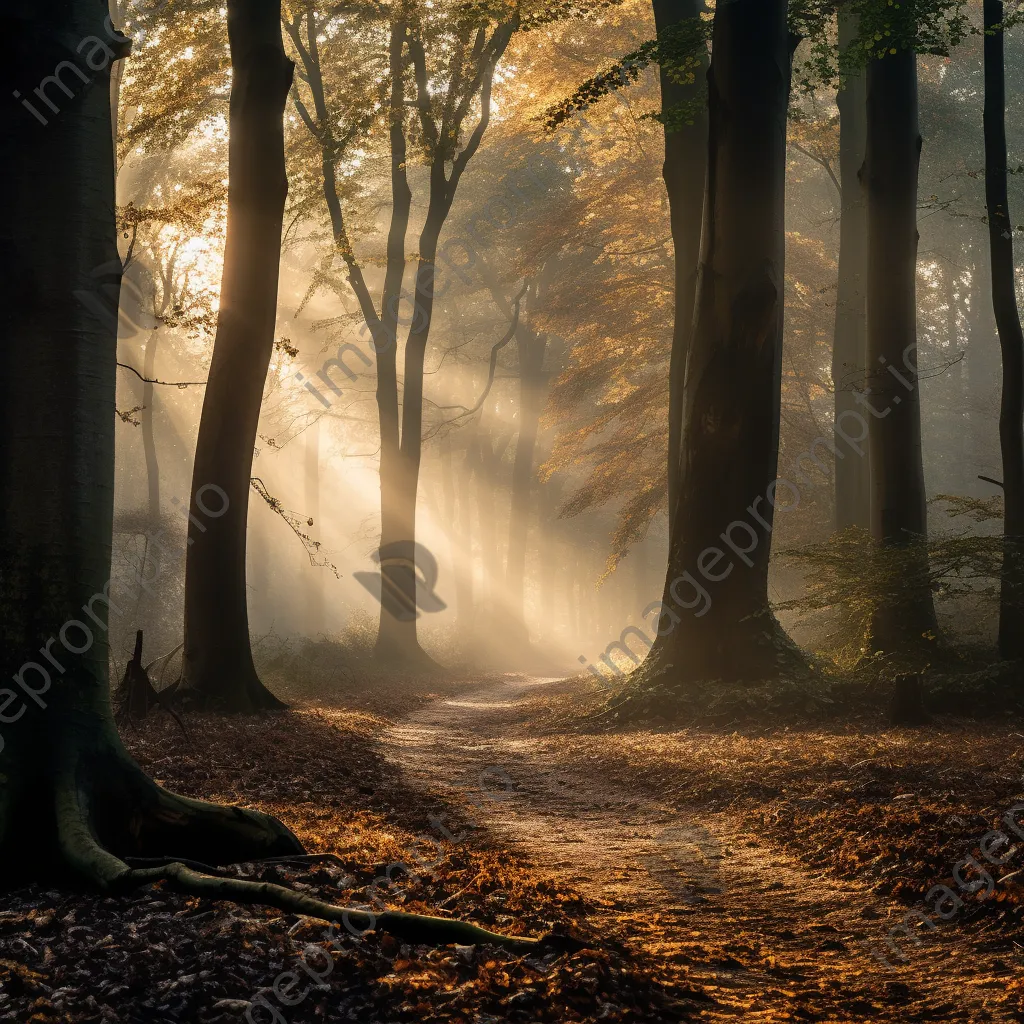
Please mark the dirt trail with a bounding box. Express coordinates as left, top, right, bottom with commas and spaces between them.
385, 676, 1022, 1021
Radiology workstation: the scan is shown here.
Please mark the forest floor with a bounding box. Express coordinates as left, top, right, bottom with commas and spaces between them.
4, 670, 1024, 1021
387, 674, 1024, 1021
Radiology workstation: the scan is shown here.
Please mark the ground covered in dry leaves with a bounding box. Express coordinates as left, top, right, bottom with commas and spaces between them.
0, 673, 700, 1023
512, 675, 1024, 1019
7, 667, 1024, 1021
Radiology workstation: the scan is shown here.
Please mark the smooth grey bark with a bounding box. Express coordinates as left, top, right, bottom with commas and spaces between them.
652, 0, 709, 535
862, 47, 938, 652
0, 0, 299, 885
833, 9, 870, 531
647, 0, 801, 682
180, 0, 294, 709
984, 0, 1024, 659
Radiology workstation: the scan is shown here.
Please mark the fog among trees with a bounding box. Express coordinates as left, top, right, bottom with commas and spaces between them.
5, 1, 1024, 1020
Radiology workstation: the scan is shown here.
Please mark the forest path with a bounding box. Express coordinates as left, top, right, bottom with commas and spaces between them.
384, 675, 1019, 1022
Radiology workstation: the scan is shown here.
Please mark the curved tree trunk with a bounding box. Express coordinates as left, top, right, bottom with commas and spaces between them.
647, 0, 801, 683
862, 47, 938, 653
984, 0, 1024, 660
0, 0, 300, 886
180, 0, 294, 710
653, 0, 709, 537
288, 14, 516, 666
833, 9, 870, 531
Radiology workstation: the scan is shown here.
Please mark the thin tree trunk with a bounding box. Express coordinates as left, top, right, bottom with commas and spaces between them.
649, 0, 801, 683
371, 22, 419, 663
454, 434, 476, 638
535, 475, 559, 635
653, 0, 709, 535
474, 423, 501, 624
862, 47, 938, 652
439, 432, 463, 632
984, 0, 1024, 659
289, 15, 515, 665
143, 329, 161, 524
833, 9, 870, 531
505, 320, 546, 640
136, 328, 163, 639
305, 416, 326, 636
181, 0, 294, 710
969, 236, 1001, 472
943, 258, 970, 494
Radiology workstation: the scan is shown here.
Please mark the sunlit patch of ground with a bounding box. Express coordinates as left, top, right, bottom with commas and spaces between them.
0, 690, 700, 1023
503, 678, 1024, 1018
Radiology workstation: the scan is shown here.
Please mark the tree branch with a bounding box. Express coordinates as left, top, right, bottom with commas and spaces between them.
117, 362, 206, 387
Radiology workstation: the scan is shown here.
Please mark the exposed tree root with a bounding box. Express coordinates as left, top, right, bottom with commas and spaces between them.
119, 862, 551, 951
22, 740, 553, 954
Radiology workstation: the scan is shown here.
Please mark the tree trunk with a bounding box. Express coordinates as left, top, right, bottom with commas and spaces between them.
305, 417, 326, 636
942, 257, 971, 494
505, 300, 548, 642
648, 0, 801, 683
290, 15, 515, 666
833, 9, 870, 531
109, 0, 128, 154
454, 434, 476, 638
474, 424, 502, 626
143, 329, 161, 524
504, 330, 545, 635
535, 475, 560, 636
862, 47, 938, 652
653, 0, 709, 535
180, 0, 294, 709
984, 0, 1024, 659
969, 236, 1001, 473
0, 0, 300, 887
370, 23, 419, 664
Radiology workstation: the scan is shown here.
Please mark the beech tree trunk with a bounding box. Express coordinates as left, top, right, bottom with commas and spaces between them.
833, 9, 870, 531
0, 0, 300, 887
862, 47, 938, 652
653, 0, 709, 534
648, 0, 801, 683
984, 0, 1024, 659
180, 0, 294, 709
291, 16, 517, 667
